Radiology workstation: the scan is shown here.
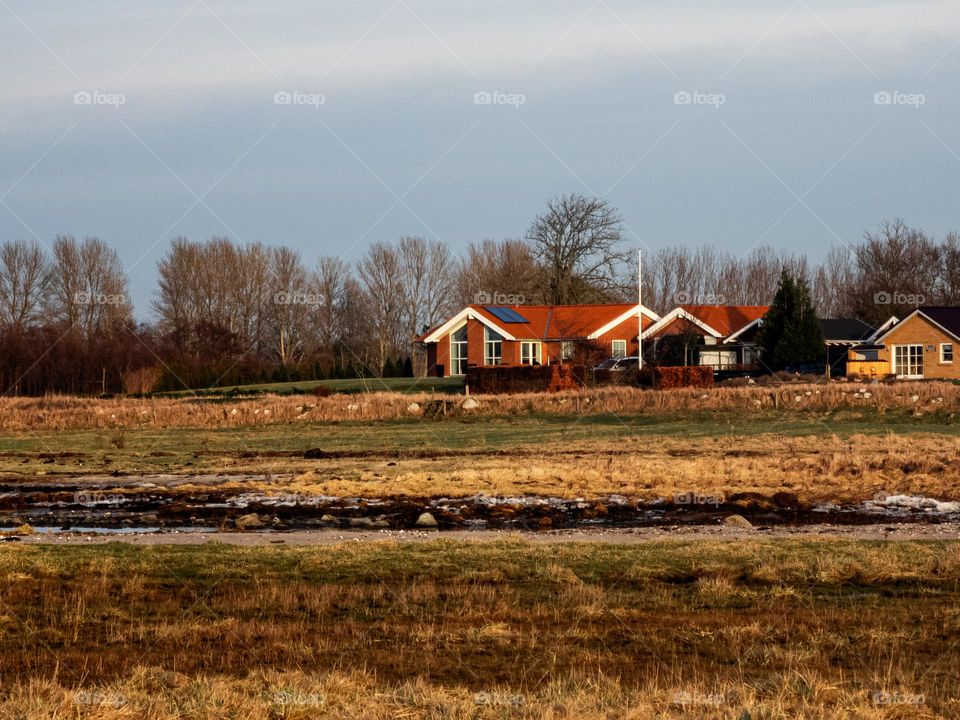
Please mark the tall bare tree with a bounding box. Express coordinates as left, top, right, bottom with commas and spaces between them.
266, 247, 310, 369
358, 242, 405, 375
47, 235, 130, 335
526, 194, 629, 304
454, 238, 542, 306
0, 240, 49, 332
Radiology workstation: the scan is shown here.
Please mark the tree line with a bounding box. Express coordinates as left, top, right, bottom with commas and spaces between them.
0, 194, 956, 395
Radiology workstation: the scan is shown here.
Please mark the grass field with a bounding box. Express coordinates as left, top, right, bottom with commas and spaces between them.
0, 539, 957, 718
156, 376, 463, 397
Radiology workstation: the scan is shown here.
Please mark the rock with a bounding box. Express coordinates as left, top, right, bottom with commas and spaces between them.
349, 517, 374, 528
320, 514, 337, 523
461, 398, 480, 411
407, 402, 421, 414
723, 514, 753, 529
141, 514, 159, 525
372, 519, 390, 528
415, 512, 438, 528
235, 513, 263, 530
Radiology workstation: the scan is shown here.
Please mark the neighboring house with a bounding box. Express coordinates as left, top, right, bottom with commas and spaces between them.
640, 304, 769, 371
851, 307, 960, 380
417, 303, 660, 377
821, 318, 879, 377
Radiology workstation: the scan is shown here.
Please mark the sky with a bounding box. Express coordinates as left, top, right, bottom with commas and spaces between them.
1, 0, 958, 317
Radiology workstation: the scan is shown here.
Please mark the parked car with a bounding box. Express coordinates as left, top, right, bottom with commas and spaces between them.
594, 356, 640, 372
783, 362, 827, 376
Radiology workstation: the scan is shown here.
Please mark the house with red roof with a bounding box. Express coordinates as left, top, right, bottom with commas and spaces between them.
640, 304, 770, 371
417, 303, 660, 377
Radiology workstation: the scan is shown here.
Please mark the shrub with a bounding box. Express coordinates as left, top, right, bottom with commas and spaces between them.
650, 366, 714, 389
466, 365, 585, 394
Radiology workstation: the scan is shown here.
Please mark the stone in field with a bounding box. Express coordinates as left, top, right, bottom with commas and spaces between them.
723, 514, 753, 529
415, 512, 438, 528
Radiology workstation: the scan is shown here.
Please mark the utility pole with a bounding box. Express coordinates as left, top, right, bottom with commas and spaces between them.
637, 249, 643, 371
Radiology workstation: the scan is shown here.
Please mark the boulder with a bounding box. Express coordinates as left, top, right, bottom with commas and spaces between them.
320, 514, 337, 523
415, 512, 438, 528
407, 403, 421, 414
349, 517, 374, 528
723, 514, 753, 529
461, 398, 480, 411
235, 513, 264, 530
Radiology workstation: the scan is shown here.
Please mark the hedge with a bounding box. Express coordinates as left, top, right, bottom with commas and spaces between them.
465, 365, 585, 394
649, 365, 714, 389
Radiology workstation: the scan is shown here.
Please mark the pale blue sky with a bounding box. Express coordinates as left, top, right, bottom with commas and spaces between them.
1, 0, 958, 316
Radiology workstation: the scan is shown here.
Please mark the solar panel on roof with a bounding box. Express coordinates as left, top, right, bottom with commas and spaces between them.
485, 306, 528, 323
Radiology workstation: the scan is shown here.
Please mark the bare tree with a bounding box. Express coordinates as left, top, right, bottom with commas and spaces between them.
526, 194, 629, 304
937, 232, 960, 305
309, 256, 349, 369
266, 247, 310, 369
454, 238, 542, 306
358, 242, 405, 375
47, 235, 130, 335
397, 236, 456, 374
0, 240, 49, 332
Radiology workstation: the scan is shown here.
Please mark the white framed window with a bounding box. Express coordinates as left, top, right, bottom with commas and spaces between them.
941, 343, 954, 364
893, 344, 924, 378
484, 328, 503, 365
520, 341, 542, 365
561, 341, 575, 360
612, 339, 627, 358
450, 325, 468, 375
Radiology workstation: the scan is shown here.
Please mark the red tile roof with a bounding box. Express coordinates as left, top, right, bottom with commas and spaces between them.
680, 304, 769, 337
470, 304, 655, 340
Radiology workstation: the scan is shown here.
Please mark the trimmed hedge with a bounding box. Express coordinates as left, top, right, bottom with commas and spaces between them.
465, 365, 585, 394
649, 365, 714, 389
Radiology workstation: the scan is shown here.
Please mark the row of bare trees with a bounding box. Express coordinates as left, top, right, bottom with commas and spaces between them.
0, 193, 957, 395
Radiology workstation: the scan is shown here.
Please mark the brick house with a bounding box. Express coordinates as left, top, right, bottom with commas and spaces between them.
640, 304, 769, 370
851, 307, 960, 379
417, 303, 660, 377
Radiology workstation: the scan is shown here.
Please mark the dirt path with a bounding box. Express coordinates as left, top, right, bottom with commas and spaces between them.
15, 522, 960, 545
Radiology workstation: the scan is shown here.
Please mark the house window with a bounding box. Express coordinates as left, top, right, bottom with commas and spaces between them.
941, 343, 954, 363
450, 325, 468, 375
484, 328, 503, 366
893, 344, 924, 377
520, 341, 542, 365
612, 340, 627, 358
561, 341, 575, 360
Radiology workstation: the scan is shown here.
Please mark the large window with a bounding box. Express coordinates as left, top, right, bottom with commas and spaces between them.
484, 328, 503, 366
520, 341, 542, 365
612, 339, 627, 358
941, 343, 954, 363
450, 325, 468, 375
893, 344, 923, 377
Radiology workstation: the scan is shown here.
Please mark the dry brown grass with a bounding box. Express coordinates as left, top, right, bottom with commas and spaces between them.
0, 539, 957, 719
0, 380, 956, 432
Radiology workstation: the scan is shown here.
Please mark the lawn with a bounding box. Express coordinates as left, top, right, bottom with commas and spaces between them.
0, 539, 957, 718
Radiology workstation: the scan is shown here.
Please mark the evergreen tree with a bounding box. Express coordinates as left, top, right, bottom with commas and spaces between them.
757, 269, 824, 370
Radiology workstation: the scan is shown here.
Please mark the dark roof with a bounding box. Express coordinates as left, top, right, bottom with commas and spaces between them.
918, 307, 960, 339
820, 318, 876, 342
